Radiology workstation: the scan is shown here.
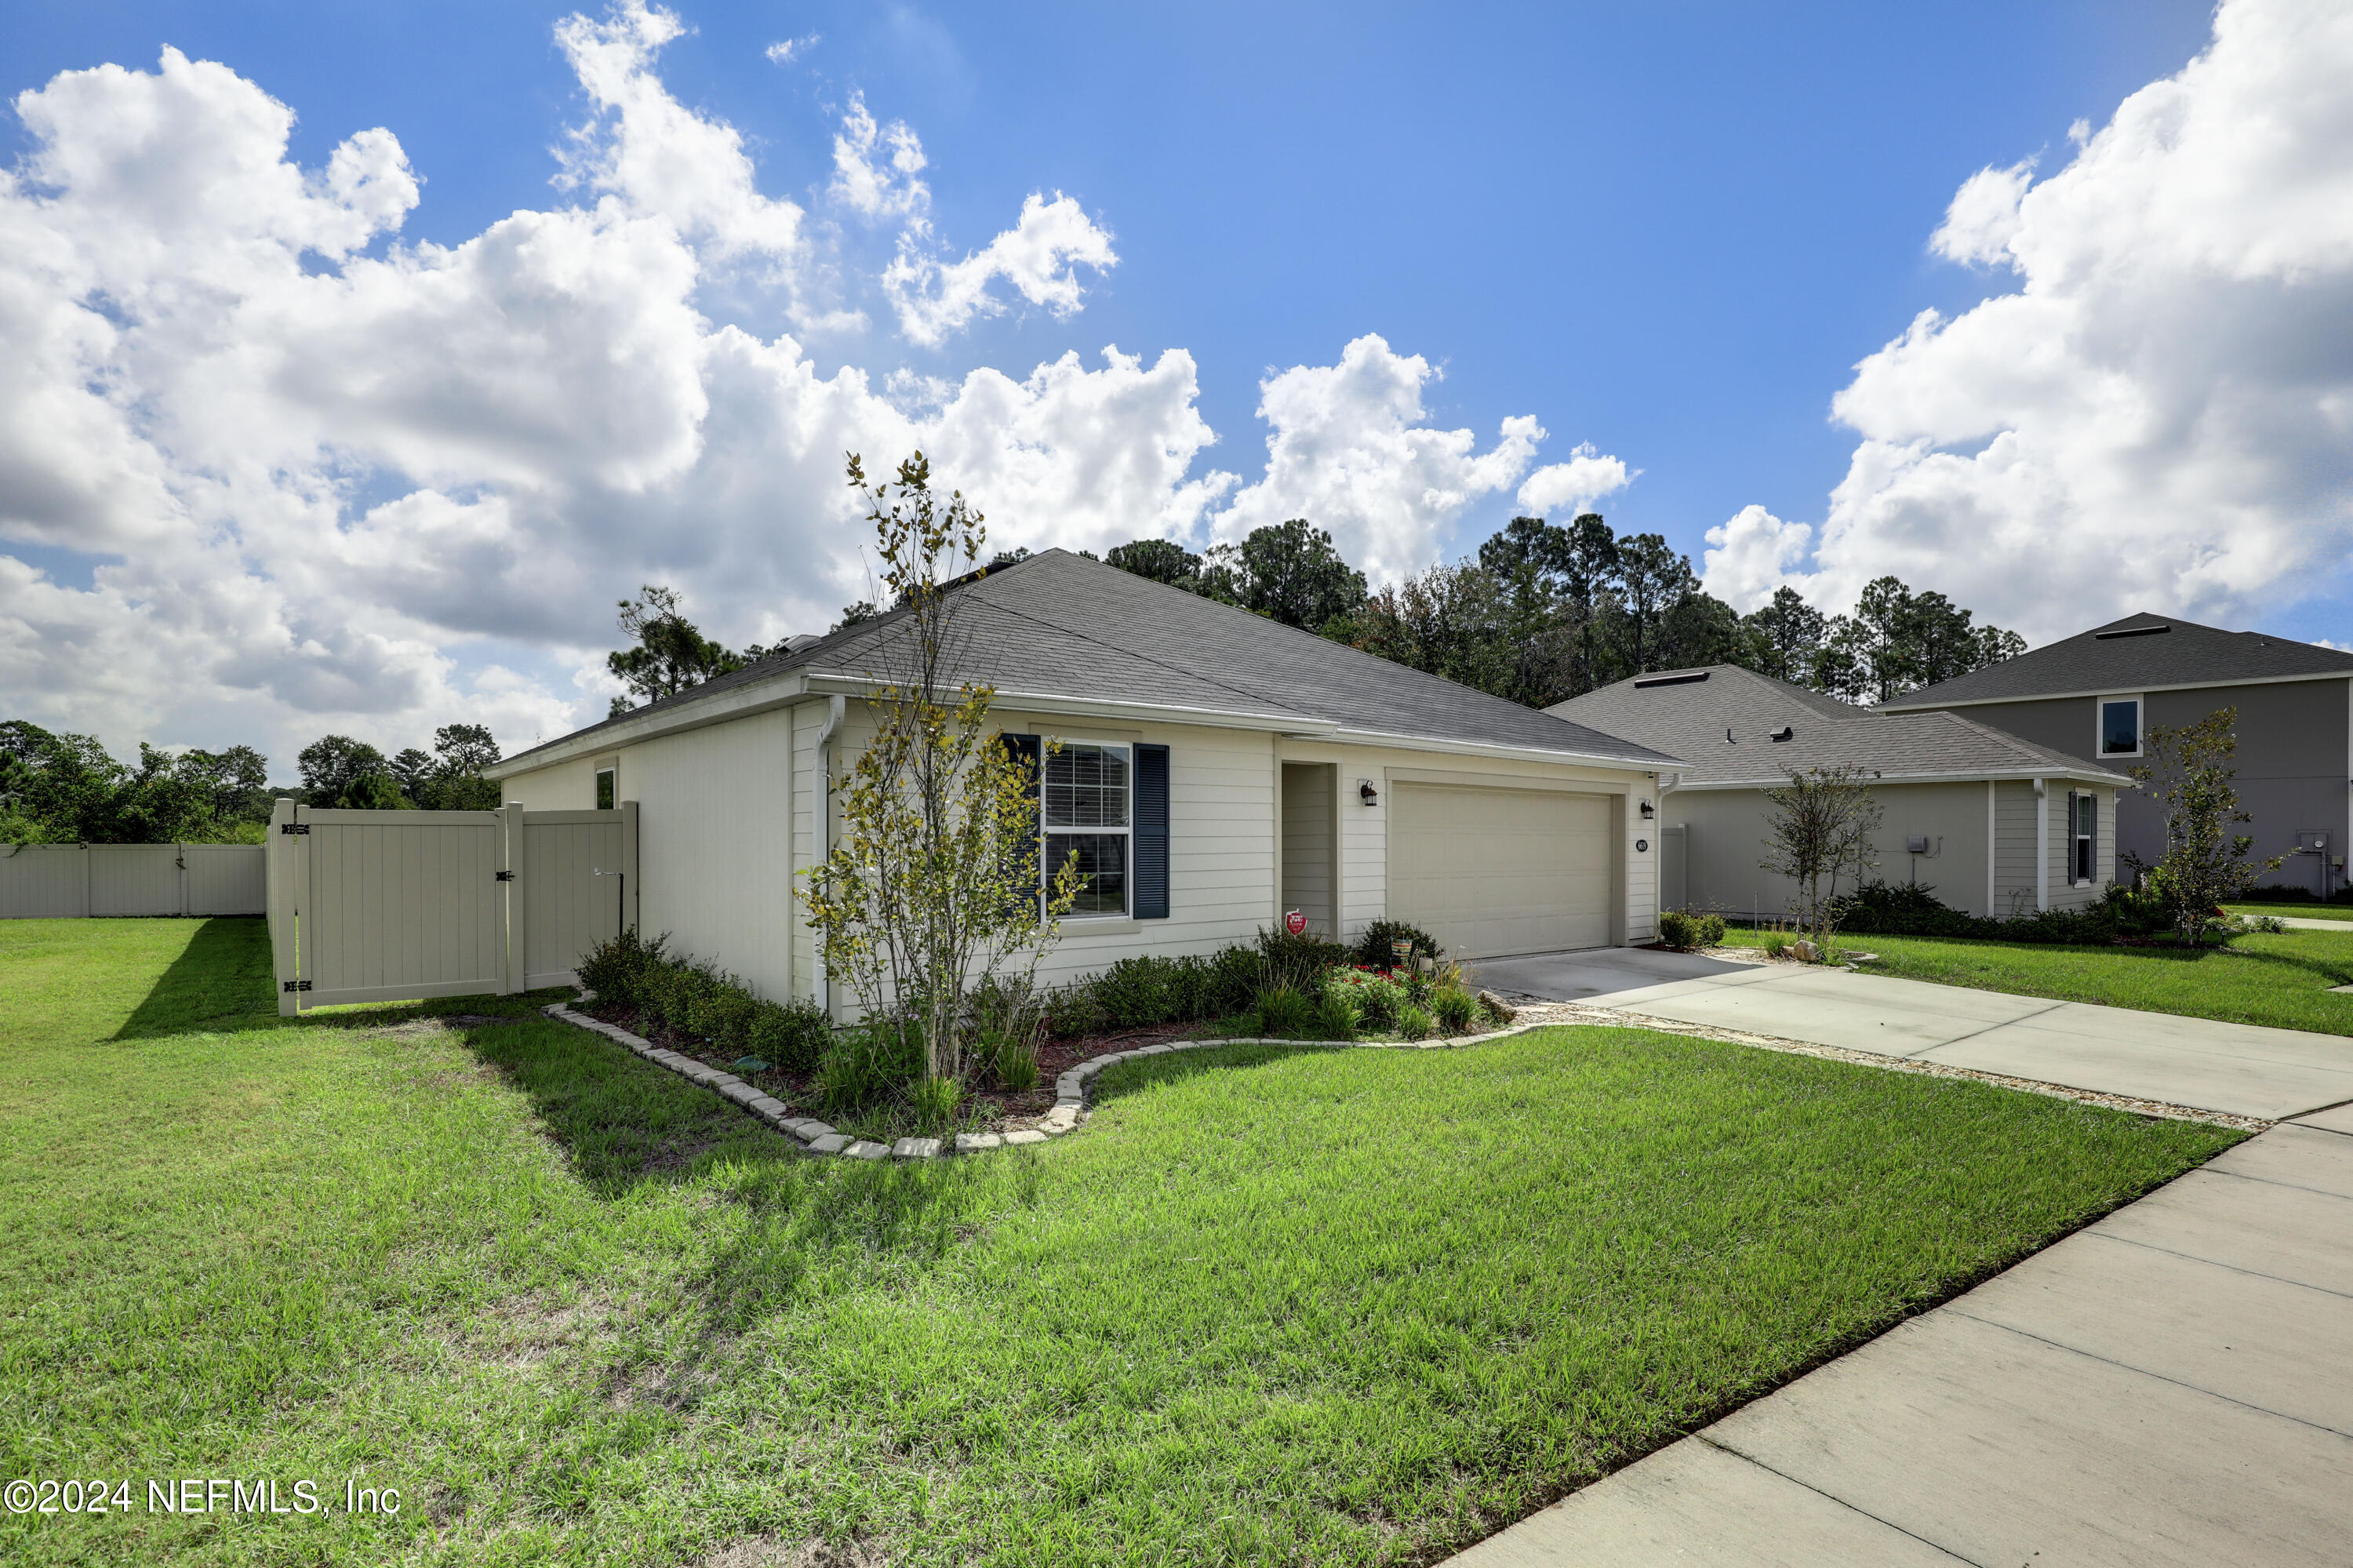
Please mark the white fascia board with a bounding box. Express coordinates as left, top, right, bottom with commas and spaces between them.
1329, 725, 1681, 772
801, 672, 1331, 735
485, 671, 813, 779
1879, 671, 2353, 711
1666, 764, 2132, 791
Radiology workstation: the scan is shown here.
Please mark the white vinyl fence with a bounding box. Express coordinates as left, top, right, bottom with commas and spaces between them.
0, 842, 267, 919
266, 799, 638, 1014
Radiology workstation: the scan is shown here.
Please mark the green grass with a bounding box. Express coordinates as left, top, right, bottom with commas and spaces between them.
1723, 924, 2353, 1035
1, 919, 2239, 1566
2224, 901, 2353, 922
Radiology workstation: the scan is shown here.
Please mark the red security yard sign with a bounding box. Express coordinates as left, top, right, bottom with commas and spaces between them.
1284, 909, 1307, 937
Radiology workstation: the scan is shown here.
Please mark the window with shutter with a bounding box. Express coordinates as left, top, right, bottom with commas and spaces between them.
2072, 792, 2096, 884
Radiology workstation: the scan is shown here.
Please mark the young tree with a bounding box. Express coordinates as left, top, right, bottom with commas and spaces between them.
802, 452, 1082, 1105
2131, 708, 2284, 944
1759, 766, 1882, 951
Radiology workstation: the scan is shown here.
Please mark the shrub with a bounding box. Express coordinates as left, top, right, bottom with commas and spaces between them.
2253, 914, 2289, 934
1257, 926, 1351, 992
575, 929, 670, 1007
1093, 955, 1175, 1028
1040, 980, 1110, 1039
1658, 910, 1697, 951
1695, 912, 1727, 947
1397, 1005, 1433, 1041
1763, 933, 1787, 958
747, 999, 831, 1075
1431, 985, 1478, 1034
818, 1020, 926, 1112
1254, 984, 1315, 1037
1349, 972, 1404, 1030
689, 984, 759, 1053
907, 1072, 962, 1132
1313, 984, 1358, 1041
992, 1036, 1039, 1092
1352, 919, 1442, 970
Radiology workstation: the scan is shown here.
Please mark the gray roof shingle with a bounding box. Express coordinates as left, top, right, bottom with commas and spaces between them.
498, 549, 1680, 771
1880, 611, 2353, 709
1548, 664, 2128, 787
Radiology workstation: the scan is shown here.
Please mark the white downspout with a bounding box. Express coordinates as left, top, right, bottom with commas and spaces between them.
814, 694, 846, 1017
2032, 777, 2048, 913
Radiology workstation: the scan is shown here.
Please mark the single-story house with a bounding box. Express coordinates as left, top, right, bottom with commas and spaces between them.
486, 549, 1682, 1012
1548, 664, 2130, 921
1880, 612, 2353, 898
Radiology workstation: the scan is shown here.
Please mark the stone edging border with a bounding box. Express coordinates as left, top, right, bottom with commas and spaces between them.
540, 998, 1551, 1161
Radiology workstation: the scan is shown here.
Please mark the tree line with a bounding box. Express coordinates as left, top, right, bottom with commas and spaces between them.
0, 721, 502, 844
1098, 514, 2025, 708
602, 514, 2026, 725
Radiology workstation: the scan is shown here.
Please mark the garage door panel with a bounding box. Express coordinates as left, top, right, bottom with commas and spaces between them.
1391, 784, 1611, 958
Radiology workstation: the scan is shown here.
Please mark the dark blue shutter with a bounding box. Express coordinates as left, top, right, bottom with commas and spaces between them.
1133, 744, 1169, 919
1003, 733, 1042, 908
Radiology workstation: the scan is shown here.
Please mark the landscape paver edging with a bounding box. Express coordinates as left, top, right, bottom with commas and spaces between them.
540, 996, 1562, 1161
546, 977, 2267, 1163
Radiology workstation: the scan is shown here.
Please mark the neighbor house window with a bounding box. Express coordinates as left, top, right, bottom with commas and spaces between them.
1044, 743, 1129, 915
595, 764, 617, 810
2072, 792, 2097, 884
2098, 697, 2140, 757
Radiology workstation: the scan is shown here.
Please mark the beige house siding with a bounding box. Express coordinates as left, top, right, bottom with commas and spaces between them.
496, 696, 1663, 1013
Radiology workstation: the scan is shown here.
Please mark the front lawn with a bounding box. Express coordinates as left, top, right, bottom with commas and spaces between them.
1, 918, 2238, 1566
1720, 925, 2353, 1035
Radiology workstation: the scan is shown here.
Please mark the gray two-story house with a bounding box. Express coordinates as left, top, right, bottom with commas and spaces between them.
1881, 613, 2353, 897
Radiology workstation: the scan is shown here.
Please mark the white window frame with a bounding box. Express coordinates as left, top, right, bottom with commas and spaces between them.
593, 757, 619, 811
1041, 736, 1133, 919
2095, 695, 2143, 760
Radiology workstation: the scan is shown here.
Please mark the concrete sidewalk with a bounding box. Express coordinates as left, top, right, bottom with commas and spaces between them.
1443, 1109, 2353, 1568
1469, 948, 2353, 1120
2273, 914, 2353, 933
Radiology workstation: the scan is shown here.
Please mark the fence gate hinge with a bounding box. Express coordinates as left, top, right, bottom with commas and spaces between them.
279, 823, 310, 835
282, 979, 312, 993
496, 870, 515, 881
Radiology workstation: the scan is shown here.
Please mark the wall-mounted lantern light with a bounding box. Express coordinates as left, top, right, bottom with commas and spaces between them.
1358, 779, 1380, 806
1638, 799, 1655, 820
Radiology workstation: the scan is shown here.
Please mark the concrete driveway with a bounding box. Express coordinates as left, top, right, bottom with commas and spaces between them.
1469, 947, 2353, 1121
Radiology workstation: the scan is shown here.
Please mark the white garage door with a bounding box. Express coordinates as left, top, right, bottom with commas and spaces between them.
1390, 784, 1613, 959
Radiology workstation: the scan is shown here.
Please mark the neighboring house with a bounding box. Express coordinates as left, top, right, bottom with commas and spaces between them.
1882, 613, 2353, 897
1550, 664, 2129, 921
486, 550, 1682, 1012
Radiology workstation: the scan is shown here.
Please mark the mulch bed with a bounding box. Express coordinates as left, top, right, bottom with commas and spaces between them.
577, 1000, 1212, 1131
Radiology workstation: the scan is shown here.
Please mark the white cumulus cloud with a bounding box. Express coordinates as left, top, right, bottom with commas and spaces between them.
885, 191, 1118, 346
1516, 444, 1635, 519
0, 12, 1613, 769
1707, 0, 2353, 640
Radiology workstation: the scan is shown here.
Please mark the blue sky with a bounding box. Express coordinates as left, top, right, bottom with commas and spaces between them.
7, 0, 2219, 557
4, 0, 2345, 760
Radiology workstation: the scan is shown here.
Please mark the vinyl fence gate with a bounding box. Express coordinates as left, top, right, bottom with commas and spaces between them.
266, 799, 638, 1014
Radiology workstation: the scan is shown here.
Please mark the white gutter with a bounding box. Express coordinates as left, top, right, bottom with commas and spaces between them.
1879, 670, 2353, 711
486, 670, 813, 779
2033, 777, 2049, 912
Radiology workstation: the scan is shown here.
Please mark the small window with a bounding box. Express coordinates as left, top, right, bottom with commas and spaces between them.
1043, 744, 1129, 915
595, 765, 617, 811
2072, 793, 2096, 884
2098, 698, 2140, 757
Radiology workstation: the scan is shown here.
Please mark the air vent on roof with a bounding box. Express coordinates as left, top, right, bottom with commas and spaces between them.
2094, 624, 2171, 639
784, 633, 821, 653
1769, 726, 1794, 742
1633, 671, 1710, 688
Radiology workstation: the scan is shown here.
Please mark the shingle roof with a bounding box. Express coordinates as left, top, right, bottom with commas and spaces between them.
496, 549, 1680, 771
1880, 611, 2353, 709
1547, 664, 2128, 787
